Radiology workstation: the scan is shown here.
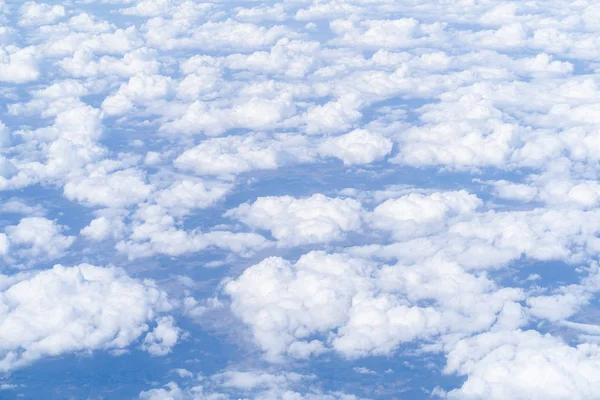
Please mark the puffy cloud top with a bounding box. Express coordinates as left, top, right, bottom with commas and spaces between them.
225, 194, 363, 246
0, 263, 175, 372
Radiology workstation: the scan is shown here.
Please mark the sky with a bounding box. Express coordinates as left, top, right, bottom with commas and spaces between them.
1, 0, 600, 399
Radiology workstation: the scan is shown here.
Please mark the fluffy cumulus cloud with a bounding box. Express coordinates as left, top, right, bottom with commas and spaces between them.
369, 190, 482, 238
1, 217, 75, 267
19, 2, 65, 27
225, 194, 363, 246
174, 133, 314, 177
64, 168, 152, 208
142, 316, 180, 356
0, 264, 175, 372
4, 0, 600, 398
318, 129, 393, 165
80, 215, 126, 241
224, 251, 524, 361
443, 330, 600, 400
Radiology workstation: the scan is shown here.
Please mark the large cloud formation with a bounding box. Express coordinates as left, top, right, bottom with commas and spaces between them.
4, 0, 600, 398
0, 264, 176, 372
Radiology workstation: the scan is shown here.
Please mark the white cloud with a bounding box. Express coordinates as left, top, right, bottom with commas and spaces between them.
353, 367, 376, 375
0, 263, 175, 371
116, 203, 269, 260
354, 197, 600, 272
64, 168, 152, 208
7, 79, 91, 118
58, 47, 160, 78
527, 285, 591, 322
154, 179, 231, 215
235, 4, 287, 23
143, 18, 289, 51
391, 95, 518, 169
19, 2, 65, 27
0, 199, 44, 216
329, 18, 444, 49
101, 73, 175, 116
302, 93, 363, 135
7, 104, 105, 190
142, 316, 180, 356
119, 0, 210, 18
225, 251, 523, 361
174, 133, 313, 176
0, 46, 39, 83
226, 38, 319, 78
81, 215, 126, 241
225, 194, 363, 246
3, 217, 74, 267
139, 382, 185, 400
369, 190, 482, 239
224, 252, 371, 361
485, 180, 539, 202
444, 330, 600, 400
318, 129, 393, 165
139, 369, 364, 399
161, 94, 295, 136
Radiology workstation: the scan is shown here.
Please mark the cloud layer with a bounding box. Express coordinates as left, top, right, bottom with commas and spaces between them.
3, 0, 600, 398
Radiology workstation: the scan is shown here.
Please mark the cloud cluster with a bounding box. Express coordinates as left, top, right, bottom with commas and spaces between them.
4, 0, 600, 397
225, 251, 523, 361
0, 263, 176, 372
139, 369, 363, 400
444, 330, 600, 400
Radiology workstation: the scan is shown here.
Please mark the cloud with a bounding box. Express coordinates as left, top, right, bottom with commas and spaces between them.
353, 206, 600, 271
225, 194, 363, 246
174, 133, 309, 176
4, 104, 105, 191
353, 367, 376, 375
391, 94, 518, 169
119, 0, 211, 18
0, 198, 45, 216
526, 284, 591, 322
6, 0, 600, 397
64, 168, 152, 208
318, 129, 393, 165
143, 18, 289, 51
154, 179, 231, 215
329, 18, 445, 49
0, 263, 175, 372
444, 330, 600, 400
235, 3, 286, 23
101, 73, 175, 116
224, 251, 523, 361
2, 217, 74, 267
369, 190, 482, 238
0, 46, 39, 83
161, 94, 295, 136
58, 47, 160, 78
139, 369, 364, 400
19, 2, 66, 27
116, 203, 269, 259
302, 93, 364, 135
225, 38, 320, 78
142, 316, 180, 356
81, 215, 126, 241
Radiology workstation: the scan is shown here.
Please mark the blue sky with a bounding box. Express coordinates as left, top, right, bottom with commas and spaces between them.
1, 0, 600, 399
